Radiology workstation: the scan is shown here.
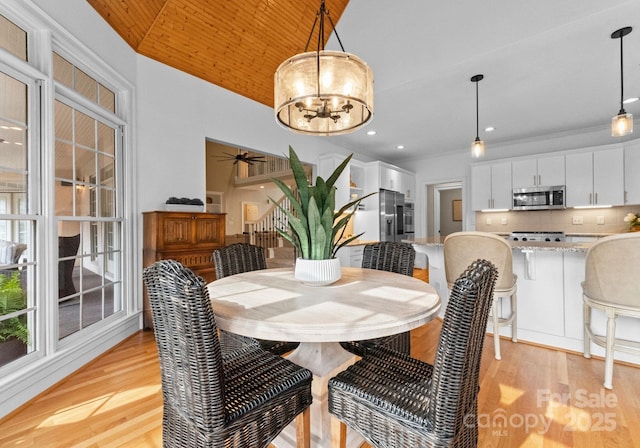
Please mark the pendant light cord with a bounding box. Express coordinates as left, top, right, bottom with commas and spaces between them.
476, 80, 480, 138
619, 33, 625, 114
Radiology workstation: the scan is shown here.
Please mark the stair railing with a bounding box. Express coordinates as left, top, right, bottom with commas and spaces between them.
244, 191, 295, 252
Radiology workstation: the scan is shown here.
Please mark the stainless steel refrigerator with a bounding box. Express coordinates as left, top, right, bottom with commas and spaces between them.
379, 189, 405, 242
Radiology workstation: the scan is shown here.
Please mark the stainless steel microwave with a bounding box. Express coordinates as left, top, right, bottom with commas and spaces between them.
512, 186, 565, 210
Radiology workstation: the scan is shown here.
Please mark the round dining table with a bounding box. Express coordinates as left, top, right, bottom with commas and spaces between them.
207, 266, 441, 448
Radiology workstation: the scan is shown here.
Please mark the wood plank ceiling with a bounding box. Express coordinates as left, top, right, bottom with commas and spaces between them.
87, 0, 350, 108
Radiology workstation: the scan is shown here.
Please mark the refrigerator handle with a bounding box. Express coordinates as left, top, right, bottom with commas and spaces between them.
386, 219, 393, 237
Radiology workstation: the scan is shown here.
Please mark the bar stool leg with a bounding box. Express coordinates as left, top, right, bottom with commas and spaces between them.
492, 296, 501, 360
583, 302, 592, 358
510, 292, 518, 342
604, 310, 617, 390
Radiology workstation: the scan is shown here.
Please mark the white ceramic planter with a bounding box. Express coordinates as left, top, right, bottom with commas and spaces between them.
294, 257, 342, 286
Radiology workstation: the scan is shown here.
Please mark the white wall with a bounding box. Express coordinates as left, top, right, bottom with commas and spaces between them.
136, 56, 355, 213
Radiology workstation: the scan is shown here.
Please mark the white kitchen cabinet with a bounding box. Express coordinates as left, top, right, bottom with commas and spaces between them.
335, 245, 364, 267
512, 250, 565, 337
349, 160, 365, 205
401, 171, 416, 202
625, 142, 640, 205
512, 155, 565, 188
379, 164, 402, 191
359, 161, 416, 241
319, 155, 370, 211
368, 161, 414, 198
565, 147, 624, 207
471, 162, 512, 210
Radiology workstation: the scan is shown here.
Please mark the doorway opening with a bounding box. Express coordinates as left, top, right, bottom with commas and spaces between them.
425, 181, 463, 237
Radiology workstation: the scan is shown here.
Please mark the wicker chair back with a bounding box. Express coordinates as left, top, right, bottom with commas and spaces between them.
362, 241, 415, 276
143, 259, 227, 432
143, 259, 313, 447
328, 259, 497, 448
340, 241, 416, 356
213, 243, 299, 356
428, 259, 497, 441
213, 243, 267, 279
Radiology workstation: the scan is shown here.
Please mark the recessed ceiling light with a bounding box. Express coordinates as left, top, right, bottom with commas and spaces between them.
260, 185, 264, 189
623, 97, 639, 104
366, 130, 376, 136
396, 145, 405, 150
484, 126, 495, 132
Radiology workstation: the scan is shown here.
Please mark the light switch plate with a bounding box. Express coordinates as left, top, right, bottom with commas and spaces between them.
597, 216, 605, 225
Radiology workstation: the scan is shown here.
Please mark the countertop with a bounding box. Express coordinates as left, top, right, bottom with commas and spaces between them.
407, 236, 592, 253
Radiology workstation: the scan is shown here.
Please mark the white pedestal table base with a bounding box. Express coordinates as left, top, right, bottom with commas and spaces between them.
273, 342, 365, 448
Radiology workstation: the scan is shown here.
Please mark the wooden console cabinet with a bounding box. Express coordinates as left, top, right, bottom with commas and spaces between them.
142, 211, 225, 328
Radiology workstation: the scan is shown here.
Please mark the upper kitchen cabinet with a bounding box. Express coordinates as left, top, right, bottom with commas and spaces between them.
380, 163, 402, 192
471, 162, 512, 210
512, 155, 565, 188
401, 171, 416, 202
364, 161, 415, 200
625, 143, 640, 205
565, 147, 624, 207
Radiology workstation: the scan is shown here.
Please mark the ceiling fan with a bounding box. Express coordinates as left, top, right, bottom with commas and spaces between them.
217, 151, 266, 165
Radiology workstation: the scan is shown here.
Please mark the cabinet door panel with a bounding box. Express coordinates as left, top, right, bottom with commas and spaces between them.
471, 165, 492, 210
162, 217, 194, 247
537, 155, 565, 186
491, 162, 512, 209
512, 159, 537, 188
565, 152, 592, 207
625, 143, 640, 204
593, 148, 623, 206
195, 217, 225, 245
513, 250, 565, 336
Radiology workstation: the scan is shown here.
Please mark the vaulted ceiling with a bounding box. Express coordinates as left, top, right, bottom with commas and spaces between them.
87, 0, 348, 108
87, 1, 640, 163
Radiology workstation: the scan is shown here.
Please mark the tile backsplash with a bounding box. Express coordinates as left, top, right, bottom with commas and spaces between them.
475, 205, 640, 235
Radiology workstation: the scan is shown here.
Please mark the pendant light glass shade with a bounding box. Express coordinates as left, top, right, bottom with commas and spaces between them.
612, 112, 633, 137
274, 0, 374, 136
275, 50, 374, 135
611, 27, 633, 137
470, 74, 485, 158
471, 137, 485, 158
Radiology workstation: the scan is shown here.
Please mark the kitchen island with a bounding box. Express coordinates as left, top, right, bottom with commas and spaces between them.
408, 236, 640, 366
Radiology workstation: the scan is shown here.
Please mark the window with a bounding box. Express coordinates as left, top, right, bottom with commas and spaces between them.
0, 10, 129, 366
0, 14, 27, 61
54, 97, 122, 339
0, 69, 34, 367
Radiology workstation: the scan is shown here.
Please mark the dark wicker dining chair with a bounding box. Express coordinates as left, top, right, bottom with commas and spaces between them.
213, 243, 300, 355
340, 241, 416, 356
143, 260, 312, 448
328, 259, 497, 448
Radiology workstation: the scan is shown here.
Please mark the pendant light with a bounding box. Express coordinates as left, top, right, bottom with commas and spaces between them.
471, 74, 485, 158
611, 27, 633, 137
274, 0, 374, 136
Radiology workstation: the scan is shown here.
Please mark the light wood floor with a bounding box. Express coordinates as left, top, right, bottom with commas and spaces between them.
1, 268, 639, 447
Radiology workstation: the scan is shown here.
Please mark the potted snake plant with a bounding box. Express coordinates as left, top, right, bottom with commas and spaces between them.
272, 146, 374, 285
